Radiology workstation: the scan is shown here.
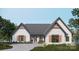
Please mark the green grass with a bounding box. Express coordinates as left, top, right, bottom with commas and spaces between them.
0, 43, 13, 50
31, 44, 79, 51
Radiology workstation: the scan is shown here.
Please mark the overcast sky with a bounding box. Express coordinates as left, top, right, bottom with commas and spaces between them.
0, 8, 73, 25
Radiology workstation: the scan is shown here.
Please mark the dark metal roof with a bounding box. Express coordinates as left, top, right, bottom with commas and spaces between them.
25, 24, 50, 35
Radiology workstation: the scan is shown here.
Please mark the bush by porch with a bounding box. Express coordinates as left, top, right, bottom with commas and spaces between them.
31, 44, 79, 51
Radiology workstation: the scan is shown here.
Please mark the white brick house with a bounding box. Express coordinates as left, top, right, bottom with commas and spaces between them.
12, 17, 73, 44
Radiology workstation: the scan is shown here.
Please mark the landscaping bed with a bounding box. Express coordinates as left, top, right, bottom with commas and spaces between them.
31, 44, 79, 51
0, 43, 13, 50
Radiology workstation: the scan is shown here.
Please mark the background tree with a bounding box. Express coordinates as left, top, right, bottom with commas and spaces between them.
68, 8, 79, 41
0, 16, 16, 42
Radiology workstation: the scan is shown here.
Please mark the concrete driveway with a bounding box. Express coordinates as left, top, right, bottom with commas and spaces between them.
3, 43, 38, 51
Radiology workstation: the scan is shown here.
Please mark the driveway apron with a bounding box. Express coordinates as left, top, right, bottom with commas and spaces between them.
3, 43, 38, 51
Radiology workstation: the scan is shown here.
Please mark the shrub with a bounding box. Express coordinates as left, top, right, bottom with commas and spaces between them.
0, 43, 13, 50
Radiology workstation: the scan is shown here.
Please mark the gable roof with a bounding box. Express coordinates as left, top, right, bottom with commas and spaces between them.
45, 17, 73, 35
57, 17, 73, 34
12, 23, 30, 35
12, 17, 72, 36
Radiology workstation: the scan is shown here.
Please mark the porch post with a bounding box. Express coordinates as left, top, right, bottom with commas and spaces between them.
44, 36, 45, 42
37, 37, 39, 42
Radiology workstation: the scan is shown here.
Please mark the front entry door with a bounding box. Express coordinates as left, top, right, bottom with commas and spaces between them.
34, 36, 37, 42
31, 36, 38, 43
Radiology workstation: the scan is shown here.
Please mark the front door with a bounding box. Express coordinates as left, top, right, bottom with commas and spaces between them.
34, 36, 37, 42
31, 36, 37, 43
31, 35, 44, 43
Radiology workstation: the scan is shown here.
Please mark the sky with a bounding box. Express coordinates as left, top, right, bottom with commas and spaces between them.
0, 8, 73, 25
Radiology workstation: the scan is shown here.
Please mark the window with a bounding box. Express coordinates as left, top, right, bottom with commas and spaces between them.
66, 36, 69, 42
18, 35, 25, 42
20, 36, 24, 41
51, 35, 59, 42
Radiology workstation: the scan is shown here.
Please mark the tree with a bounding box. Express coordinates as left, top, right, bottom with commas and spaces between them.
72, 8, 79, 18
0, 16, 16, 42
69, 8, 79, 41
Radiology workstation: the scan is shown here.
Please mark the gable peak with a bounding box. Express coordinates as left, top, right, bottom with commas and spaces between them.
20, 23, 24, 25
57, 17, 62, 21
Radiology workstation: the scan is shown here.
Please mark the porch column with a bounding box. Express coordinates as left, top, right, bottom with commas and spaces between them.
42, 38, 44, 41
43, 36, 45, 42
37, 37, 39, 42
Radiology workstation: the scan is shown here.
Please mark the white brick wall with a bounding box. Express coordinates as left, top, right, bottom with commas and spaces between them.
45, 19, 72, 44
12, 29, 30, 42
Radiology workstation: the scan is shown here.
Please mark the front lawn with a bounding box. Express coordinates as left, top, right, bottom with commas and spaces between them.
31, 44, 79, 51
0, 43, 13, 50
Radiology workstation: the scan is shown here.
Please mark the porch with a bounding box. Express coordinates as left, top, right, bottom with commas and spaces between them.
30, 35, 45, 43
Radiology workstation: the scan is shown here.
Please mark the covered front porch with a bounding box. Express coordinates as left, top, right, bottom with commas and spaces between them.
30, 35, 45, 43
